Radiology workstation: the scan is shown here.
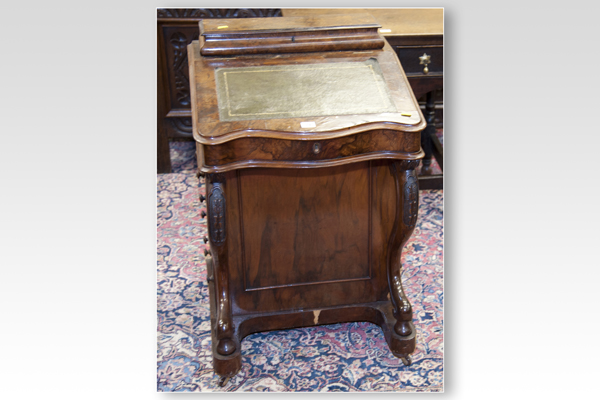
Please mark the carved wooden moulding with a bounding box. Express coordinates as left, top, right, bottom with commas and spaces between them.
188, 14, 426, 385
157, 8, 283, 20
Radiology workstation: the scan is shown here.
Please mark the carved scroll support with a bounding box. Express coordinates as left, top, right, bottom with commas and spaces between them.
387, 160, 419, 337
206, 173, 236, 356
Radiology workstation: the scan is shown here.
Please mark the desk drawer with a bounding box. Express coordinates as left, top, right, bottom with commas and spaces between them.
394, 46, 443, 76
201, 129, 421, 172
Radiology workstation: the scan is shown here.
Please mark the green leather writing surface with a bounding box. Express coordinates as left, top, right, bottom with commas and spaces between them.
215, 59, 397, 121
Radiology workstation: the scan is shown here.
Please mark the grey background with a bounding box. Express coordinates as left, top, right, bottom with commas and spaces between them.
0, 0, 598, 398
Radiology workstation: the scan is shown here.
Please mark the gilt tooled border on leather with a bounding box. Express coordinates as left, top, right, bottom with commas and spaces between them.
214, 59, 397, 122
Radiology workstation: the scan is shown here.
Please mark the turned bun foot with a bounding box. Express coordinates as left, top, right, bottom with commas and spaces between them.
394, 320, 413, 336
217, 338, 236, 355
400, 355, 412, 366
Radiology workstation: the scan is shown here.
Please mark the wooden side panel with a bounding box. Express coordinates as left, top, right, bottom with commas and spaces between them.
240, 163, 370, 290
225, 161, 398, 314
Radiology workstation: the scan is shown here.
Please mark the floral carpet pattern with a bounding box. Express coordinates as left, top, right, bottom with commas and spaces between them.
157, 139, 444, 392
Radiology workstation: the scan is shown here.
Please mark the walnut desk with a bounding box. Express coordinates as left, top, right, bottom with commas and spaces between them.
187, 15, 426, 384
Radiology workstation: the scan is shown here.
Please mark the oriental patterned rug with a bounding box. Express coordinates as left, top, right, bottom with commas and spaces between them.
157, 138, 443, 392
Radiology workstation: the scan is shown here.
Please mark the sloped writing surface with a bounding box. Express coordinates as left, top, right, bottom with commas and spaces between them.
215, 59, 396, 122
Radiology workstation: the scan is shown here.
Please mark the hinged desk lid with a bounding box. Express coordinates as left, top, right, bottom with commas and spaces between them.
189, 16, 425, 145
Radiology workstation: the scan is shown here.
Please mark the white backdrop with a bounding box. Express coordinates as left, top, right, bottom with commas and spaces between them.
0, 1, 598, 398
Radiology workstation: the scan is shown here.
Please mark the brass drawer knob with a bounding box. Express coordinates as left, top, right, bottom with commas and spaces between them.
419, 53, 431, 75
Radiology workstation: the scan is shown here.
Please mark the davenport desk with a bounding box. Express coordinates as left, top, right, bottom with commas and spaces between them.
187, 15, 426, 384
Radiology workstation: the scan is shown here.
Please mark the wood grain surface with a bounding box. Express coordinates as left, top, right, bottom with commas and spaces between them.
239, 163, 370, 290
281, 8, 443, 36
201, 13, 380, 33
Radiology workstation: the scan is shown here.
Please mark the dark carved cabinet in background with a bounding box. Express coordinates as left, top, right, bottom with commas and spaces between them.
157, 9, 283, 173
